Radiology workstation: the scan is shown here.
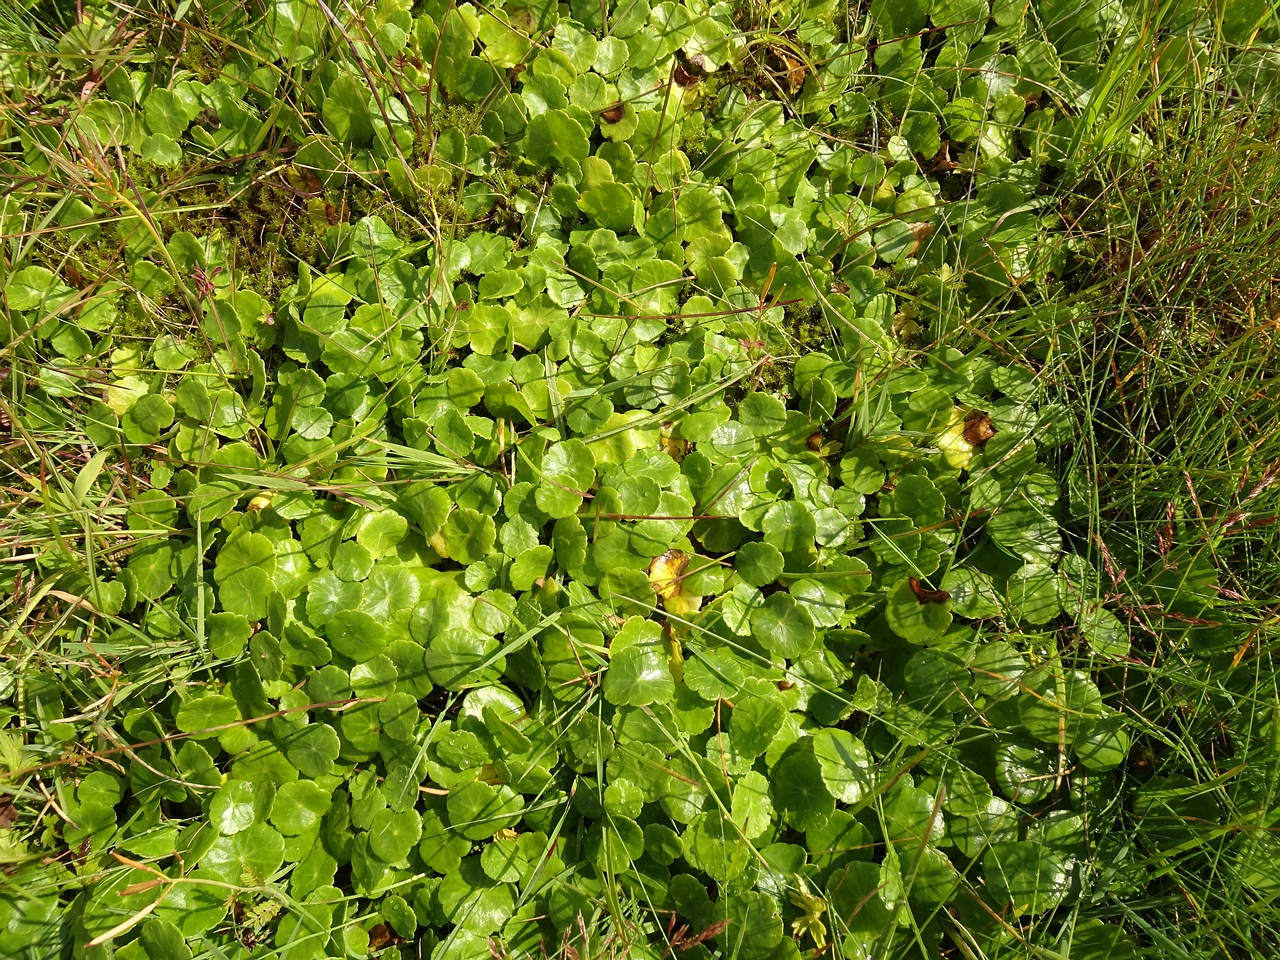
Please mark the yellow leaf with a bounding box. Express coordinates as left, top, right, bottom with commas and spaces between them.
648, 549, 689, 602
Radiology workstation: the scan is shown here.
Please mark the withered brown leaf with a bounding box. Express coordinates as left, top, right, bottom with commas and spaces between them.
929, 139, 958, 174
909, 577, 951, 604
963, 410, 996, 446
673, 61, 698, 87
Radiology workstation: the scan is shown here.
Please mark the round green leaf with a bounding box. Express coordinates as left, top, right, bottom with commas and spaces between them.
399, 482, 452, 537
730, 696, 786, 759
1074, 713, 1130, 772
882, 782, 945, 846
207, 612, 252, 659
209, 780, 256, 835
380, 691, 419, 741
902, 112, 941, 157
940, 566, 1002, 618
305, 571, 364, 626
443, 507, 497, 564
1018, 669, 1102, 747
728, 770, 774, 842
122, 394, 175, 444
969, 641, 1026, 699
988, 488, 1062, 564
750, 592, 816, 659
368, 808, 422, 863
738, 392, 788, 437
355, 508, 408, 557
292, 404, 333, 440
137, 917, 192, 960
479, 836, 529, 883
332, 541, 374, 582
885, 578, 953, 643
761, 501, 817, 553
891, 474, 944, 526
437, 855, 515, 933
790, 578, 846, 628
351, 655, 398, 698
589, 817, 644, 874
536, 439, 595, 519
5, 265, 61, 310
176, 695, 239, 738
1079, 603, 1129, 657
144, 89, 188, 141
736, 540, 784, 587
218, 568, 273, 620
198, 822, 285, 885
424, 628, 501, 689
447, 781, 524, 840
510, 545, 554, 592
909, 845, 960, 907
830, 860, 892, 940
270, 780, 332, 835
322, 72, 374, 144
215, 531, 277, 584
684, 811, 751, 881
324, 609, 387, 662
579, 181, 636, 232
340, 701, 383, 754
286, 723, 341, 778
127, 542, 175, 600
523, 110, 589, 165
983, 840, 1070, 915
811, 729, 873, 805
342, 924, 370, 956
994, 742, 1055, 803
942, 96, 984, 141
772, 751, 834, 832
1007, 563, 1062, 624
604, 644, 675, 707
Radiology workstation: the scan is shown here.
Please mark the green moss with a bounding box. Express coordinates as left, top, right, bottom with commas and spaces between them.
36, 150, 329, 350
176, 30, 230, 84
377, 131, 550, 247
412, 99, 490, 164
42, 228, 124, 286
782, 301, 833, 354
754, 357, 793, 395
677, 110, 710, 161
721, 302, 832, 398
152, 158, 319, 300
481, 166, 551, 242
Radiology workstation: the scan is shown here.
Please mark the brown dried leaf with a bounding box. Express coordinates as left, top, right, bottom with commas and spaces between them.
929, 139, 958, 174
673, 61, 698, 87
368, 923, 403, 951
909, 577, 951, 604
962, 410, 996, 446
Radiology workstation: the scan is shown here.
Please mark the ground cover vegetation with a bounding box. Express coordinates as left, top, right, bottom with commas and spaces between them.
1, 0, 1278, 957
